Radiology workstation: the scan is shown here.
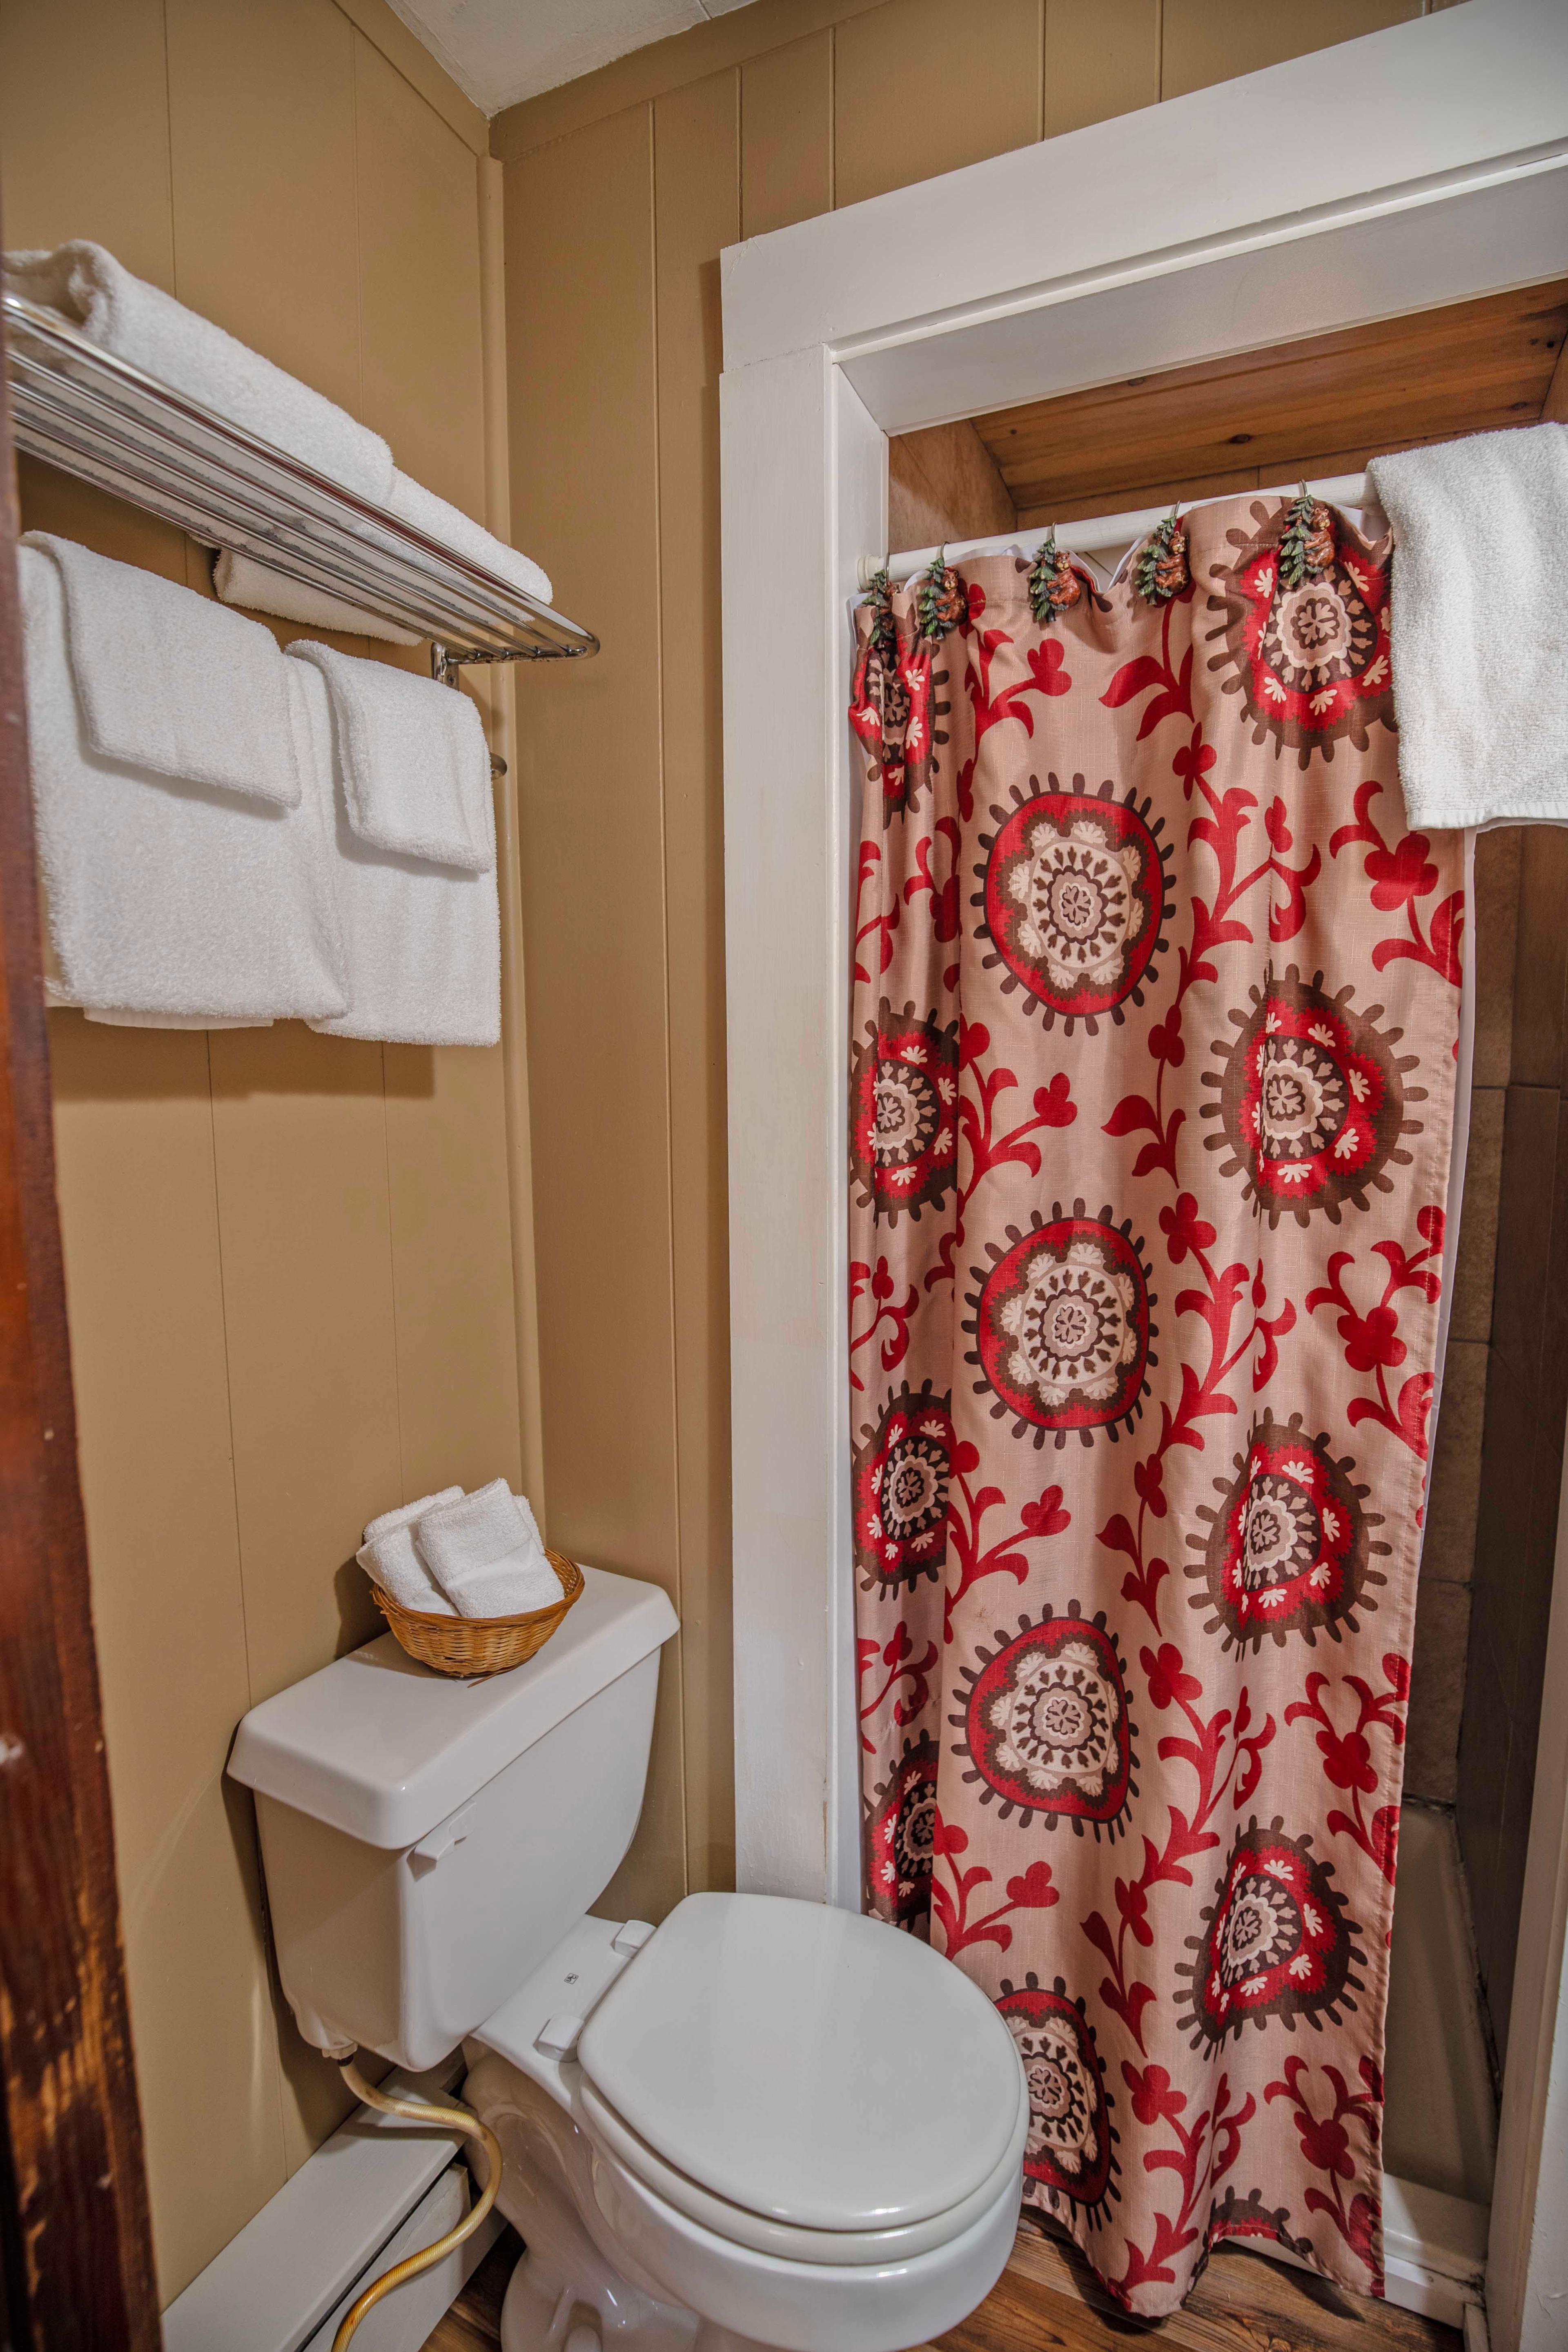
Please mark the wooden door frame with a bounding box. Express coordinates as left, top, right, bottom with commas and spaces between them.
719, 3, 1568, 2345
0, 238, 161, 2351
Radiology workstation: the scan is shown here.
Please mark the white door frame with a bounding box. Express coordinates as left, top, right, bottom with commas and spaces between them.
719, 4, 1568, 2341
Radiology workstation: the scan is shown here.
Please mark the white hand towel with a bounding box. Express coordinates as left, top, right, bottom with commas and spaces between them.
284, 641, 493, 870
5, 242, 393, 504
212, 549, 421, 648
21, 546, 348, 1024
27, 533, 301, 807
415, 1479, 564, 1620
288, 661, 500, 1046
388, 474, 552, 609
1368, 423, 1568, 829
358, 1486, 464, 1617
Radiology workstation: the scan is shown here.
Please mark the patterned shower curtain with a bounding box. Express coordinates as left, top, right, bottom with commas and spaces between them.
848, 493, 1462, 2316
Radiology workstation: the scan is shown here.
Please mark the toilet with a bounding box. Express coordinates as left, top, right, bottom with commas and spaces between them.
229, 1564, 1027, 2352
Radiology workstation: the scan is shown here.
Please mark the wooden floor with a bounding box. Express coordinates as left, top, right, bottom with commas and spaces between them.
422, 2217, 1460, 2352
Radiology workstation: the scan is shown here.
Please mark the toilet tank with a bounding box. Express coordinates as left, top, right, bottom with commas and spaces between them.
229, 1566, 678, 2071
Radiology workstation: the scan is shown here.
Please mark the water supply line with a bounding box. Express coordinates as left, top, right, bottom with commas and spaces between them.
330, 2056, 504, 2352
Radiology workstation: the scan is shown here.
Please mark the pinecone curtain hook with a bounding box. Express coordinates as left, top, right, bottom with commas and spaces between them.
862, 564, 896, 659
1134, 506, 1190, 605
1279, 485, 1338, 589
1027, 529, 1082, 626
918, 546, 967, 642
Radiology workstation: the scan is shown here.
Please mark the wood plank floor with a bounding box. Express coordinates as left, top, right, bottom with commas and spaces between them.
422, 2217, 1460, 2352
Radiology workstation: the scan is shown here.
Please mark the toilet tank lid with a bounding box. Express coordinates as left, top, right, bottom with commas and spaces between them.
228, 1565, 677, 1849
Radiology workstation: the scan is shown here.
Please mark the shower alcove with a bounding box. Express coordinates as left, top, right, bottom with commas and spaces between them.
718, 7, 1568, 2346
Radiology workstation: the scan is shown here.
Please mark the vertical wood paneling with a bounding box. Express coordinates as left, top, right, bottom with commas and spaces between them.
741, 32, 833, 236
353, 32, 486, 510
164, 0, 361, 417
505, 108, 687, 1920
654, 72, 740, 1895
833, 0, 1042, 209
47, 1019, 276, 2302
0, 0, 174, 286
1160, 0, 1422, 99
1043, 0, 1159, 136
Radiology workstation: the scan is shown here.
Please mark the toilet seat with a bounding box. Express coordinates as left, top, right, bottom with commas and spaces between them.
574, 1891, 1026, 2237
575, 2072, 1030, 2265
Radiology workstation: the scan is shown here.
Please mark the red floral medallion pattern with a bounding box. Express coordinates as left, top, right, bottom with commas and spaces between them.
1204, 503, 1394, 766
853, 1381, 955, 1592
1187, 1413, 1391, 1653
956, 1606, 1136, 1835
1177, 1820, 1363, 2051
996, 1975, 1118, 2216
1203, 966, 1423, 1227
850, 1001, 960, 1223
967, 1207, 1154, 1446
867, 1733, 939, 1928
978, 775, 1172, 1031
848, 496, 1461, 2316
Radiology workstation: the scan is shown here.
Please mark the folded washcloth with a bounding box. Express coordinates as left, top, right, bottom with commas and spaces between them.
20, 546, 348, 1023
1368, 423, 1568, 829
287, 661, 500, 1046
388, 473, 552, 609
5, 242, 393, 504
415, 1479, 564, 1620
359, 1487, 465, 1617
211, 549, 421, 648
27, 533, 301, 807
284, 641, 493, 870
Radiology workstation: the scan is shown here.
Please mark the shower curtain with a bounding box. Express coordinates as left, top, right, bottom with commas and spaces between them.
848, 494, 1462, 2315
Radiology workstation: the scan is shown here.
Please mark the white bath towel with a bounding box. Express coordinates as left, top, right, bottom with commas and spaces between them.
388, 473, 552, 609
5, 242, 393, 504
211, 549, 421, 648
284, 641, 493, 870
415, 1479, 563, 1620
1368, 424, 1568, 829
288, 660, 500, 1046
26, 533, 301, 808
359, 1487, 464, 1617
20, 546, 348, 1024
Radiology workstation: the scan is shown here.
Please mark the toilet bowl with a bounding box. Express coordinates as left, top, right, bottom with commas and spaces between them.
229, 1565, 1025, 2352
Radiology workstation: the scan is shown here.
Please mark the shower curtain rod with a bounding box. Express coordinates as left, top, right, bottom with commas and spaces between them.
861, 470, 1372, 591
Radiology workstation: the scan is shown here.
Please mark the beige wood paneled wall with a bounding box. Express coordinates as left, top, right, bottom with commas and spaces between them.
495, 0, 1438, 1929
0, 0, 530, 2305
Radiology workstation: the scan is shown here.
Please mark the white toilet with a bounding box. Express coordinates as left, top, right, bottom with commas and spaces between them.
229, 1564, 1027, 2352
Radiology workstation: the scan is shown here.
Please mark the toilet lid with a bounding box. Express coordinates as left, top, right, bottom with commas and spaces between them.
575, 1893, 1025, 2232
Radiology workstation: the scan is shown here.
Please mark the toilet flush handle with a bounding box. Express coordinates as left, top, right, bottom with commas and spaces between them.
409, 1806, 473, 1874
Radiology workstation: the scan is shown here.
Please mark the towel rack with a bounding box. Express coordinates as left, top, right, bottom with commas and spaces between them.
2, 294, 599, 672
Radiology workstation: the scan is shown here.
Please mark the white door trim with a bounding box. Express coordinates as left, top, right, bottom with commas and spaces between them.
719, 1, 1568, 2328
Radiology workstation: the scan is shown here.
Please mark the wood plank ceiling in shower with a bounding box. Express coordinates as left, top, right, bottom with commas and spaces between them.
889, 277, 1568, 546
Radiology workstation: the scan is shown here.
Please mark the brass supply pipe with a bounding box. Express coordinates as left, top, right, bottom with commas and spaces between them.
331, 2057, 503, 2352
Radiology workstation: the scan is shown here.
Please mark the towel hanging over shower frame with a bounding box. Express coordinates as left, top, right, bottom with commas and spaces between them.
2, 292, 599, 679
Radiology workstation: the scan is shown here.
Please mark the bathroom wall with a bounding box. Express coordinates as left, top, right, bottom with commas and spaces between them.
493, 0, 1447, 1929
0, 0, 539, 2303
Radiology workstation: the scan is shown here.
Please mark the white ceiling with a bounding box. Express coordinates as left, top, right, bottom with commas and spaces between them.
385, 0, 762, 114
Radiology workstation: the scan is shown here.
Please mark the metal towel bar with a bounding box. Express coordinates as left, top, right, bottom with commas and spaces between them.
3, 292, 598, 673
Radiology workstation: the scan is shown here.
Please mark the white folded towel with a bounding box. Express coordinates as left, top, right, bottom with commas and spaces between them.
5, 242, 393, 505
284, 641, 493, 870
388, 474, 552, 609
415, 1479, 564, 1620
27, 533, 301, 807
20, 546, 348, 1024
211, 550, 421, 648
359, 1487, 465, 1617
288, 661, 500, 1046
1368, 423, 1568, 829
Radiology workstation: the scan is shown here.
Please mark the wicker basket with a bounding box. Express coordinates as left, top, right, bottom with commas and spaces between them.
373, 1549, 583, 1678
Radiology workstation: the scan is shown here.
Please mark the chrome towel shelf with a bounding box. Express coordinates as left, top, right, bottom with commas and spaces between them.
3, 293, 597, 672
